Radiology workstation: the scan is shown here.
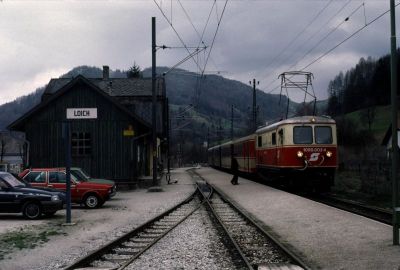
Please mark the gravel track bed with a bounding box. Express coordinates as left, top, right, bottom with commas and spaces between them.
0, 169, 195, 270
126, 206, 240, 270
211, 195, 294, 267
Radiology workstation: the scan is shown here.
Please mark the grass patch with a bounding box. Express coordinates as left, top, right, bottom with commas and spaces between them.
0, 227, 62, 260
344, 105, 391, 141
332, 170, 391, 210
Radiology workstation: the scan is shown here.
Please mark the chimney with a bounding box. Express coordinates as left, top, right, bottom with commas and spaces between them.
103, 65, 109, 80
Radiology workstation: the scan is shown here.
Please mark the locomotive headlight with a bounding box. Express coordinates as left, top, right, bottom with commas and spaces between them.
326, 151, 332, 158
297, 151, 304, 158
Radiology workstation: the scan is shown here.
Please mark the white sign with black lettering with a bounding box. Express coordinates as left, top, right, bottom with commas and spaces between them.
66, 108, 97, 119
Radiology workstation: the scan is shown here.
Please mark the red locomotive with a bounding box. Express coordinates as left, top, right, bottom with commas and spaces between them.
208, 116, 337, 191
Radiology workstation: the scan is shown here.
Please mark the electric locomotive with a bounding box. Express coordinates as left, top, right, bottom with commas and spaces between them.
255, 116, 337, 191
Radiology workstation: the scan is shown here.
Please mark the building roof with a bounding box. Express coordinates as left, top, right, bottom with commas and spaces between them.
43, 77, 165, 97
8, 75, 152, 131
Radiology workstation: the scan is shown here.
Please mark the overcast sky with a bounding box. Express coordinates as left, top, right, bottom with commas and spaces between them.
0, 0, 396, 105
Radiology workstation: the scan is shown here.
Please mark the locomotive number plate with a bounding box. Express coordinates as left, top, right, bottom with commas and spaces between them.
303, 147, 326, 152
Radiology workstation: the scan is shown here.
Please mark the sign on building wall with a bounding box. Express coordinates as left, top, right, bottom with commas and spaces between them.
123, 125, 135, 137
66, 108, 98, 119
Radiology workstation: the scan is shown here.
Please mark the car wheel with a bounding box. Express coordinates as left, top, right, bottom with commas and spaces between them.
22, 201, 42, 219
84, 194, 101, 208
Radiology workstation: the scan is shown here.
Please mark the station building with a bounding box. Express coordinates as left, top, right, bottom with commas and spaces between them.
8, 66, 167, 184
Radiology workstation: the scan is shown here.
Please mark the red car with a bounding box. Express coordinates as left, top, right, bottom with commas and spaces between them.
19, 168, 115, 208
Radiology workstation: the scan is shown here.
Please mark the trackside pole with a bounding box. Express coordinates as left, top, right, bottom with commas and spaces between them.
390, 0, 399, 245
63, 121, 72, 224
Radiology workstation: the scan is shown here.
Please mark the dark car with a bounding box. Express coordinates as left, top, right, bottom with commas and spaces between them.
11, 172, 66, 204
0, 172, 63, 219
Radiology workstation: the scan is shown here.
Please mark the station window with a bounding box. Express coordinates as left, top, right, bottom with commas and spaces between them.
278, 129, 284, 145
72, 132, 92, 156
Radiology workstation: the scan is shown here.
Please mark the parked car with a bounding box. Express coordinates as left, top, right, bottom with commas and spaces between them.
19, 168, 115, 209
68, 167, 116, 197
0, 171, 63, 219
10, 172, 67, 204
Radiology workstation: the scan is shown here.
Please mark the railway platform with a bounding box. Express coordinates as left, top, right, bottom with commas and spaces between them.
195, 167, 400, 270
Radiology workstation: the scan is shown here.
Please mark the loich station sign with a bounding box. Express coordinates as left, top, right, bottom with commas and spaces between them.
66, 108, 98, 119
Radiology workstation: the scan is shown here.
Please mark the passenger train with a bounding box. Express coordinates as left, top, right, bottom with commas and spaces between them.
208, 116, 338, 191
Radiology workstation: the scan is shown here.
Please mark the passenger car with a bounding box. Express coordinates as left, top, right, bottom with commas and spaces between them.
19, 168, 115, 208
69, 167, 116, 197
0, 172, 63, 219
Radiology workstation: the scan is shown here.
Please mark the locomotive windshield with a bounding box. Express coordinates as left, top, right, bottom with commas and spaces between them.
315, 126, 332, 144
293, 125, 333, 144
293, 126, 313, 144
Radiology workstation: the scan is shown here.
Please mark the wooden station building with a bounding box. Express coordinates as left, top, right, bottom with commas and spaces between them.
8, 66, 167, 184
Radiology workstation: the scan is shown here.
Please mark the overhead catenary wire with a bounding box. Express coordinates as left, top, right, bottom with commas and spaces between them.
177, 0, 220, 72
193, 0, 229, 107
153, 0, 203, 71
261, 0, 334, 76
163, 46, 207, 76
263, 1, 394, 96
287, 2, 365, 72
299, 2, 400, 72
263, 0, 354, 84
155, 0, 227, 122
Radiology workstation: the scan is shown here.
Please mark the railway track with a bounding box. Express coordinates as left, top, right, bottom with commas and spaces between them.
310, 194, 392, 225
66, 190, 202, 270
191, 171, 309, 270
66, 172, 309, 270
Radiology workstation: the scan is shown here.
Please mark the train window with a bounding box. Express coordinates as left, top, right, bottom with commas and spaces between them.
293, 126, 313, 144
315, 126, 333, 144
278, 129, 284, 145
272, 132, 276, 145
258, 136, 262, 147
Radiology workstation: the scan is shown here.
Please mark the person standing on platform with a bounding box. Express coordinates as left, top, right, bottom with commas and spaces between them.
231, 157, 239, 185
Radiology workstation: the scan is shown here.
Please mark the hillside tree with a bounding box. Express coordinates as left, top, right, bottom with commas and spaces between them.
127, 62, 143, 78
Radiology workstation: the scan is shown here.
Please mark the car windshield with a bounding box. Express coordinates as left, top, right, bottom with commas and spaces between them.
78, 168, 91, 179
71, 169, 89, 181
2, 173, 26, 187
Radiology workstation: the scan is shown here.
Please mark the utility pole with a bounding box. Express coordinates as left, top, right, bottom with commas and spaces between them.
166, 98, 170, 177
250, 79, 259, 132
231, 105, 234, 141
218, 119, 222, 144
390, 0, 399, 245
151, 17, 157, 186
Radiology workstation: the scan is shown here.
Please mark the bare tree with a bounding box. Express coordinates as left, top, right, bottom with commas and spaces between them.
360, 107, 376, 131
0, 139, 5, 163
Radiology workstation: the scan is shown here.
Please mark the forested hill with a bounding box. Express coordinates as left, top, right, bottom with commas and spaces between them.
326, 52, 400, 116
0, 66, 302, 131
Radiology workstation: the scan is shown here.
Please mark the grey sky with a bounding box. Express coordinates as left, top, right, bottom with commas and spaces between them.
0, 0, 395, 105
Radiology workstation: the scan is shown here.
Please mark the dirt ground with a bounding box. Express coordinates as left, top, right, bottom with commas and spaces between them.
0, 168, 195, 270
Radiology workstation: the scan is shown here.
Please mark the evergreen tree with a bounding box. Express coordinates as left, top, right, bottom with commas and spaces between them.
126, 62, 143, 78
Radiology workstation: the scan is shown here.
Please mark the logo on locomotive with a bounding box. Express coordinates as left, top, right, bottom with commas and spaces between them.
309, 153, 320, 162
